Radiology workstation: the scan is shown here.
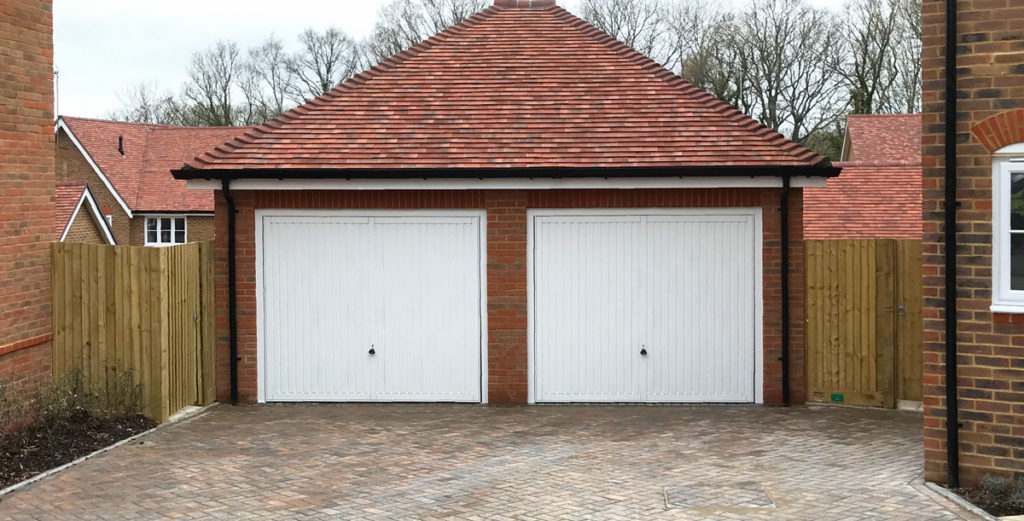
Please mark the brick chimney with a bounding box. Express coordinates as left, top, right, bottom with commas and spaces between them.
493, 0, 556, 8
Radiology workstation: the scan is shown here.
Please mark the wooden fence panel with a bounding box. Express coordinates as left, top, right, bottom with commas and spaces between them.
50, 242, 215, 422
805, 239, 923, 408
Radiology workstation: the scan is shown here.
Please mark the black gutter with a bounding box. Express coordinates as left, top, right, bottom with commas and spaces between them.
172, 164, 841, 181
781, 175, 791, 406
944, 0, 960, 489
222, 179, 239, 405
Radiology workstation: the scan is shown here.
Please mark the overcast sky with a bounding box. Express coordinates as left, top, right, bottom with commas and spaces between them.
53, 0, 845, 119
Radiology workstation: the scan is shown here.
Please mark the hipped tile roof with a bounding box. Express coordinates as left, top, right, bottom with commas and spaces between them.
60, 116, 249, 212
804, 114, 922, 239
178, 4, 829, 175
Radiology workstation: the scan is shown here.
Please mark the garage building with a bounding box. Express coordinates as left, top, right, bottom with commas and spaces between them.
174, 0, 839, 406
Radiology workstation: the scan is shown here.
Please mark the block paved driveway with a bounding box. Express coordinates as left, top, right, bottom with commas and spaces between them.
2, 405, 980, 520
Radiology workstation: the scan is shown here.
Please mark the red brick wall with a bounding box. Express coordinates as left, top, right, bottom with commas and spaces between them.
213, 188, 804, 405
922, 0, 1024, 485
56, 130, 129, 243
0, 1, 54, 400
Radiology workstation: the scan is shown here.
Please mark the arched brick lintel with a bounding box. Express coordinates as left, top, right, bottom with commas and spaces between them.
972, 109, 1024, 153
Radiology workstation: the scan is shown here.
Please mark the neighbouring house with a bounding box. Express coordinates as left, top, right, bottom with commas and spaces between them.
55, 116, 246, 246
0, 1, 55, 402
804, 114, 923, 240
801, 114, 923, 409
174, 0, 840, 406
54, 181, 116, 244
922, 0, 1024, 486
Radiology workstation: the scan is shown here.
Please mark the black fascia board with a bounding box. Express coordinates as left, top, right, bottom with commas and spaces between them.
172, 164, 842, 181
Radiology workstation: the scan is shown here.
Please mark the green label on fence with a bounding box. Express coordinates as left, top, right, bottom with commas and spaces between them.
830, 393, 844, 403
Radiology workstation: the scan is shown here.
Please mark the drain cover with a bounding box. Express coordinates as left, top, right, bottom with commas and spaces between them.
664, 482, 775, 509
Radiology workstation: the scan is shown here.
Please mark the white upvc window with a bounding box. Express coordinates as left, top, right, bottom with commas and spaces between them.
145, 216, 187, 246
992, 144, 1024, 313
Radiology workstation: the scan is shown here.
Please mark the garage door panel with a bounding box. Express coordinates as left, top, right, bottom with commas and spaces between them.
532, 211, 759, 404
263, 218, 379, 401
377, 218, 481, 401
534, 217, 644, 402
645, 217, 755, 402
260, 213, 483, 403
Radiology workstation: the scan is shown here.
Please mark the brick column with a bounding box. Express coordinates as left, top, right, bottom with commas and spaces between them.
486, 190, 529, 404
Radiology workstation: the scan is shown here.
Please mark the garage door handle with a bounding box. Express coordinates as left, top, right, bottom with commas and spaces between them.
640, 347, 647, 356
369, 346, 376, 355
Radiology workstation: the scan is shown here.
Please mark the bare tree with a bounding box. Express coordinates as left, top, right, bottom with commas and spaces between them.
580, 0, 676, 70
840, 0, 902, 114
287, 28, 365, 102
182, 40, 242, 126
109, 82, 175, 123
240, 36, 293, 123
367, 0, 488, 62
735, 0, 846, 142
892, 0, 922, 113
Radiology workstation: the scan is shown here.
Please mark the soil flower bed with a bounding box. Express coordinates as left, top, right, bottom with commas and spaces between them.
0, 369, 156, 491
0, 410, 154, 490
955, 476, 1024, 518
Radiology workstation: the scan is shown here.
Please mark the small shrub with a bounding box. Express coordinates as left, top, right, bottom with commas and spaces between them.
1011, 478, 1024, 510
43, 368, 145, 424
981, 475, 1010, 496
43, 370, 96, 426
0, 379, 31, 432
96, 367, 144, 419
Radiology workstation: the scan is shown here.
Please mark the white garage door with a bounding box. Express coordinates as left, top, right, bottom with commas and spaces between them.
531, 209, 761, 403
258, 211, 484, 402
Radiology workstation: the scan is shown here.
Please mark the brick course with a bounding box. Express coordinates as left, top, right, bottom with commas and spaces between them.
922, 0, 1024, 485
214, 188, 804, 406
0, 0, 54, 402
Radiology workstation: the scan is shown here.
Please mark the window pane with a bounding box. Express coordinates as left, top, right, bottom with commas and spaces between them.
147, 218, 157, 232
175, 218, 185, 231
147, 230, 157, 243
161, 228, 171, 243
1013, 233, 1024, 291
161, 218, 171, 232
1012, 173, 1024, 231
175, 230, 185, 243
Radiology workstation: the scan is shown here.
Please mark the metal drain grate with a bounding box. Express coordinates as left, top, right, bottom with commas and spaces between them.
664, 482, 776, 510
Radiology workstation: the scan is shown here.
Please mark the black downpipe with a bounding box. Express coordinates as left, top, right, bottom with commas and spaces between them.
944, 0, 960, 489
222, 179, 239, 405
781, 175, 791, 406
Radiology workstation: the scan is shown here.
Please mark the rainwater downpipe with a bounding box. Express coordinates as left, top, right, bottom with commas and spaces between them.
781, 175, 791, 406
222, 179, 239, 405
944, 0, 960, 489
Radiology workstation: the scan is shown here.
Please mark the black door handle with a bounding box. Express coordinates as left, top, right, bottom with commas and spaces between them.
369, 346, 376, 355
640, 347, 647, 356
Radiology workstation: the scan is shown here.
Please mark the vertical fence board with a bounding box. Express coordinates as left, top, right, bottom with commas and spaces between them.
875, 240, 896, 409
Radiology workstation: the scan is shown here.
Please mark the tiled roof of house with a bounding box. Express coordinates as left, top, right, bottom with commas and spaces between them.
178, 3, 829, 175
805, 114, 922, 239
841, 114, 921, 164
59, 116, 248, 212
54, 180, 87, 238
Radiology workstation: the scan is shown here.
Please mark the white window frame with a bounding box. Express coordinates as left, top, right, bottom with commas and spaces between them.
144, 215, 188, 247
991, 143, 1024, 313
